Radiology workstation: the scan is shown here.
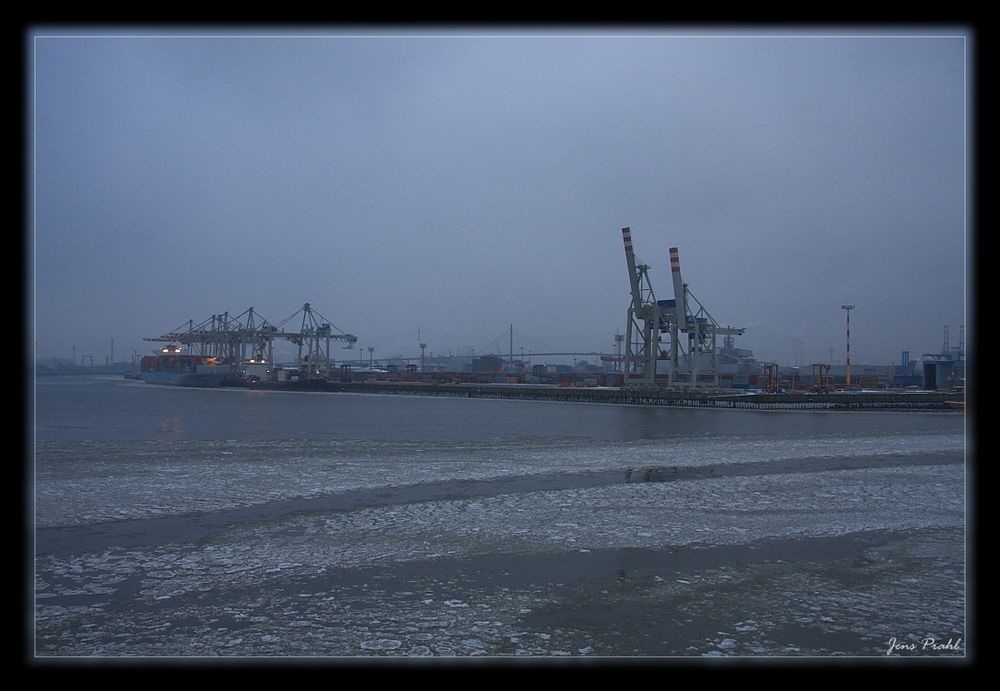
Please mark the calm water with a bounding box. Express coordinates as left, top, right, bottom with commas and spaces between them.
33, 375, 967, 657
35, 375, 964, 442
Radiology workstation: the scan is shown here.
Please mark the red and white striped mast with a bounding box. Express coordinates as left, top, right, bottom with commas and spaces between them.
668, 247, 687, 327
841, 304, 855, 387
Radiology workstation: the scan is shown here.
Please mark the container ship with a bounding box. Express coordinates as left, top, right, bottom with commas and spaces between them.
139, 345, 232, 387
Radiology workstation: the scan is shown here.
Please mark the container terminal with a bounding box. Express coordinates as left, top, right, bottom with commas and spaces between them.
118, 228, 965, 410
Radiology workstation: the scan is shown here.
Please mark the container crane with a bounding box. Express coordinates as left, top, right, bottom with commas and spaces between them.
667, 246, 745, 388
620, 227, 744, 388
144, 302, 358, 383
621, 227, 669, 385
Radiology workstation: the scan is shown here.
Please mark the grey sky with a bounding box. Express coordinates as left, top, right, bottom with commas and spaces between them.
31, 28, 969, 367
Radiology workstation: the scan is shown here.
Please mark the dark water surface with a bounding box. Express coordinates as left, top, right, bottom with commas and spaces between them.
35, 375, 963, 442
32, 376, 967, 659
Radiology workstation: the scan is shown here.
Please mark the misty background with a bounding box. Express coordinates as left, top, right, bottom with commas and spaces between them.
31, 28, 968, 368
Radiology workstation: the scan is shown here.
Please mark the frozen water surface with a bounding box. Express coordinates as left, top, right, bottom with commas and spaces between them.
35, 462, 965, 657
33, 381, 966, 657
35, 431, 963, 527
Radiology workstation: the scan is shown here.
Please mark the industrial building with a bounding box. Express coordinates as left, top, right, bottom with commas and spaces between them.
918, 326, 966, 392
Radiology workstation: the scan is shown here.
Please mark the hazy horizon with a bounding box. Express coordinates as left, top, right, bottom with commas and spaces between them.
31, 27, 970, 368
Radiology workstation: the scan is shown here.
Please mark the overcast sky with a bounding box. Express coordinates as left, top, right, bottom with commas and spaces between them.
31, 27, 969, 367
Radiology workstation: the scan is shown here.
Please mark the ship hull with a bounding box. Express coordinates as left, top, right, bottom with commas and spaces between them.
140, 370, 228, 387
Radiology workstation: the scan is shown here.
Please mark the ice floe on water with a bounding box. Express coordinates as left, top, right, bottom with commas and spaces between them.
34, 432, 964, 526
34, 410, 966, 658
189, 464, 962, 575
35, 524, 964, 657
34, 462, 965, 656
